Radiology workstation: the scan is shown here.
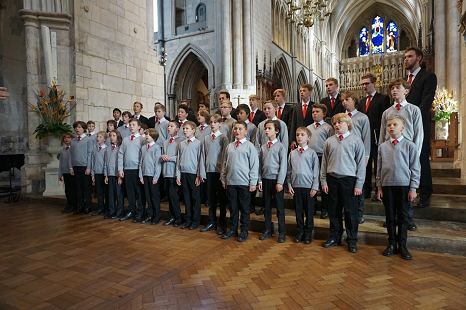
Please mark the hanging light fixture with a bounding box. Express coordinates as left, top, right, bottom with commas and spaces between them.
287, 0, 330, 28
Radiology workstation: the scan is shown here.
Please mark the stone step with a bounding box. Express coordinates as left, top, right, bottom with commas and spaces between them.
431, 168, 461, 178
432, 177, 466, 195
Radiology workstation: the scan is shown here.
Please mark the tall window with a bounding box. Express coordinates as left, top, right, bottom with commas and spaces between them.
195, 3, 206, 22
371, 16, 384, 54
386, 21, 398, 53
359, 27, 369, 56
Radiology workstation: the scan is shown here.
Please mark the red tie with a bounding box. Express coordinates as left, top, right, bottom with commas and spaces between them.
299, 147, 304, 154
393, 139, 398, 146
223, 117, 226, 122
268, 142, 272, 148
78, 137, 81, 141
302, 104, 307, 119
188, 139, 191, 144
277, 107, 282, 119
125, 125, 128, 129
339, 135, 343, 141
365, 95, 372, 113
157, 121, 160, 124
396, 103, 401, 111
148, 144, 150, 149
212, 134, 215, 140
201, 125, 204, 131
250, 111, 254, 122
112, 145, 115, 150
99, 146, 102, 151
66, 146, 69, 150
236, 140, 240, 148
348, 113, 352, 118
169, 137, 174, 143
179, 121, 183, 127
89, 134, 91, 137
156, 117, 159, 123
131, 135, 135, 140
315, 123, 320, 128
408, 74, 414, 84
331, 97, 335, 109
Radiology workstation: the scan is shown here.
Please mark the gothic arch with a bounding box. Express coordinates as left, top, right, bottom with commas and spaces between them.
297, 69, 307, 86
274, 55, 292, 98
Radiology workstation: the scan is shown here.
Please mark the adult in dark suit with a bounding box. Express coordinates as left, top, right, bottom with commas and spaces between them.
273, 89, 293, 131
357, 73, 390, 200
404, 46, 437, 209
290, 83, 315, 149
132, 101, 149, 125
320, 78, 345, 124
249, 94, 266, 126
112, 108, 124, 127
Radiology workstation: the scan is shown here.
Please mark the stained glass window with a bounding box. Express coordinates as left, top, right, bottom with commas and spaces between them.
371, 16, 384, 54
386, 22, 398, 53
359, 27, 369, 56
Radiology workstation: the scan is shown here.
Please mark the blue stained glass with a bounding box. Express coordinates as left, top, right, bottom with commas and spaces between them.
386, 22, 398, 53
359, 27, 369, 56
371, 16, 384, 54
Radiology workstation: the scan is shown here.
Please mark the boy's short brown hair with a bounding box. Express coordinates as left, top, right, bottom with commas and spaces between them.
109, 129, 122, 146
140, 123, 148, 130
273, 89, 286, 97
107, 119, 116, 126
341, 90, 359, 102
236, 104, 251, 115
97, 131, 108, 139
300, 83, 313, 92
312, 103, 327, 114
198, 101, 209, 109
389, 78, 411, 90
169, 120, 180, 129
234, 120, 248, 130
263, 100, 278, 109
361, 73, 377, 84
332, 113, 353, 131
183, 121, 197, 130
129, 118, 141, 126
87, 120, 95, 125
197, 110, 210, 121
387, 115, 406, 126
264, 119, 281, 134
133, 101, 143, 109
296, 126, 311, 137
155, 103, 166, 112
325, 78, 338, 85
220, 100, 232, 108
61, 132, 75, 144
146, 128, 159, 141
249, 94, 261, 101
122, 111, 132, 118
210, 114, 222, 123
73, 121, 87, 131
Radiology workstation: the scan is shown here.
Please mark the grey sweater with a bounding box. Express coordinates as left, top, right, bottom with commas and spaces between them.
118, 134, 143, 171
258, 140, 287, 184
139, 142, 162, 180
154, 118, 169, 148
307, 122, 333, 156
118, 125, 131, 140
162, 136, 183, 178
286, 146, 320, 190
90, 145, 107, 176
220, 117, 236, 141
103, 145, 119, 177
379, 101, 424, 155
320, 133, 366, 189
376, 138, 420, 190
221, 139, 259, 186
195, 124, 212, 142
176, 137, 201, 178
199, 132, 230, 179
348, 111, 371, 157
255, 117, 289, 153
69, 135, 93, 168
58, 146, 72, 176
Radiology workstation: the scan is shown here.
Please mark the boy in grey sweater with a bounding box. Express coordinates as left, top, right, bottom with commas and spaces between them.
59, 132, 76, 213
255, 100, 289, 154
376, 115, 420, 260
104, 130, 123, 219
90, 131, 108, 217
287, 127, 320, 244
119, 111, 132, 140
176, 121, 202, 230
258, 120, 288, 243
321, 113, 366, 253
221, 121, 259, 242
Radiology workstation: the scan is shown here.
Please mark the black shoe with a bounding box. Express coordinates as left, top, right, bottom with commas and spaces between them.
109, 213, 118, 219
73, 208, 81, 215
173, 220, 182, 227
348, 244, 358, 253
160, 197, 169, 203
358, 216, 365, 224
133, 216, 142, 223
200, 223, 216, 232
255, 207, 264, 215
151, 218, 161, 225
181, 223, 191, 229
259, 230, 272, 240
217, 228, 225, 235
189, 224, 199, 230
294, 233, 304, 243
103, 213, 110, 219
164, 218, 175, 226
382, 244, 396, 257
120, 212, 134, 221
399, 245, 412, 260
278, 233, 286, 243
222, 230, 238, 239
237, 231, 249, 242
62, 205, 73, 213
80, 208, 91, 215
304, 233, 312, 244
92, 210, 103, 216
408, 221, 417, 231
141, 216, 152, 224
320, 211, 329, 219
322, 238, 341, 248
417, 199, 430, 208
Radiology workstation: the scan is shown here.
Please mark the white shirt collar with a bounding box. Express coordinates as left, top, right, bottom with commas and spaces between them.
88, 131, 95, 136
79, 134, 86, 139
131, 133, 141, 138
302, 99, 310, 106
278, 103, 286, 109
269, 116, 278, 121
390, 136, 404, 143
297, 145, 309, 152
148, 141, 156, 147
187, 136, 196, 142
159, 117, 167, 123
236, 138, 247, 144
329, 93, 339, 100
268, 138, 278, 146
368, 91, 376, 97
180, 119, 188, 124
337, 131, 351, 139
316, 120, 325, 126
98, 144, 107, 149
245, 119, 250, 124
393, 100, 408, 108
409, 67, 421, 77
346, 109, 359, 116
223, 115, 232, 120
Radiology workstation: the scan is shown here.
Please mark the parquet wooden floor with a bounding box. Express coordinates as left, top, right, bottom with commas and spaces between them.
0, 201, 465, 310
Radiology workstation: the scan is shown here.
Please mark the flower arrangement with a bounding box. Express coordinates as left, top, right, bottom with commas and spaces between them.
432, 86, 458, 123
28, 82, 77, 139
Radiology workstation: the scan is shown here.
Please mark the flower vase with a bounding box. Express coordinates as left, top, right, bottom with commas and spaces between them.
435, 118, 449, 140
46, 135, 62, 168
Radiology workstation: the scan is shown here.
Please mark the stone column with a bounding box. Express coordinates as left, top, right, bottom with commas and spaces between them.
434, 1, 446, 87
232, 0, 243, 89
221, 0, 232, 89
446, 0, 460, 97
243, 0, 252, 87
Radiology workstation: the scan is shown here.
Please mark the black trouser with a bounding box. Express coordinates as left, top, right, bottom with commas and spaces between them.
107, 176, 123, 215
382, 186, 410, 246
94, 174, 108, 213
294, 187, 315, 234
364, 143, 378, 195
200, 178, 207, 204
419, 132, 433, 201
73, 166, 92, 211
262, 178, 285, 234
316, 156, 327, 213
357, 188, 365, 218
181, 173, 201, 226
143, 176, 161, 219
326, 175, 359, 244
63, 173, 77, 210
227, 185, 250, 233
165, 177, 181, 221
206, 172, 227, 229
124, 169, 142, 214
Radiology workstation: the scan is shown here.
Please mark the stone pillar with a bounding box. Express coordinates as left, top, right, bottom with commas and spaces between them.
221, 0, 232, 89
243, 0, 252, 87
434, 1, 446, 88
232, 0, 243, 88
446, 0, 461, 97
